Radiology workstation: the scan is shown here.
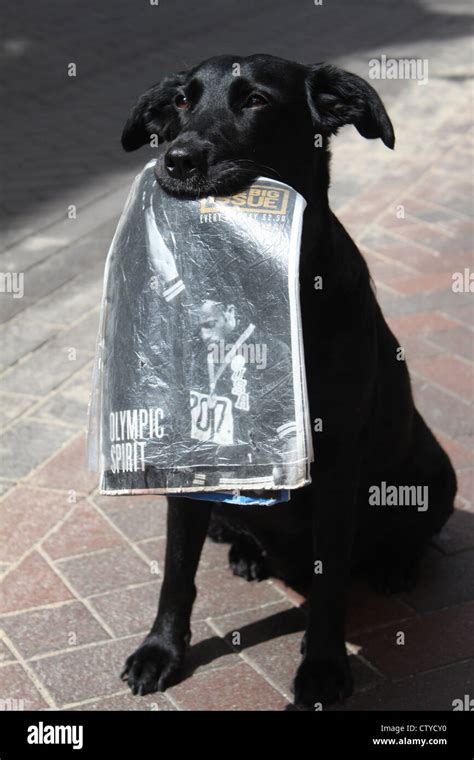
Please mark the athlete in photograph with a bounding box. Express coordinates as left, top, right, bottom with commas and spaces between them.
144, 190, 303, 489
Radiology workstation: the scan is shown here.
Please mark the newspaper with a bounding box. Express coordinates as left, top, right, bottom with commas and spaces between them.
87, 160, 313, 504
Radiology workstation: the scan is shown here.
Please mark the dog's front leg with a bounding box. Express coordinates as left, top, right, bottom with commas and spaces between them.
294, 458, 359, 709
122, 496, 212, 695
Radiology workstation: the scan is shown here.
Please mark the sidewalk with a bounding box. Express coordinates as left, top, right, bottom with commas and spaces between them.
0, 0, 473, 710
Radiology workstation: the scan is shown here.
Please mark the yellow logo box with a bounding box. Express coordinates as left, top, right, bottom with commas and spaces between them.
200, 185, 289, 215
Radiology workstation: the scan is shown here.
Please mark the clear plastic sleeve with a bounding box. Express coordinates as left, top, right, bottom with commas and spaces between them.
87, 161, 313, 499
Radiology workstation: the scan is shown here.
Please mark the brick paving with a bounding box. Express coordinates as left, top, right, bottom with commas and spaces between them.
0, 0, 472, 711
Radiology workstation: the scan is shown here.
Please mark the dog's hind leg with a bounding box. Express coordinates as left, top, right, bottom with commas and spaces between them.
368, 541, 424, 595
207, 511, 239, 543
208, 507, 269, 581
366, 412, 456, 595
228, 534, 269, 581
121, 496, 212, 695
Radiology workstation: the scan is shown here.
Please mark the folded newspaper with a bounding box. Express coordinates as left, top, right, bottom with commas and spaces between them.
87, 160, 313, 504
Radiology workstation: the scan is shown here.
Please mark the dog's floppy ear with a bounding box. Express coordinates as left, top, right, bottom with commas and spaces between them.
306, 64, 395, 149
121, 74, 184, 151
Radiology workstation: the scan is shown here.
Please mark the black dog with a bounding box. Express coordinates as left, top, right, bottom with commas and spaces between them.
119, 54, 456, 708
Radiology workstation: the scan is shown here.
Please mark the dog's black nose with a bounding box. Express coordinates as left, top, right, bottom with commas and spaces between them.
165, 145, 204, 179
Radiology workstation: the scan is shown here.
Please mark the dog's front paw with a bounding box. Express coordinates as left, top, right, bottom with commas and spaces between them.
121, 635, 185, 696
293, 652, 353, 709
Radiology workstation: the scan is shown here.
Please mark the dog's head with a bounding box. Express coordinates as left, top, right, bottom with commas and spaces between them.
121, 54, 394, 199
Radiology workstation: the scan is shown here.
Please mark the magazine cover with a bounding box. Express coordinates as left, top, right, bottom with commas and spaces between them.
87, 161, 313, 496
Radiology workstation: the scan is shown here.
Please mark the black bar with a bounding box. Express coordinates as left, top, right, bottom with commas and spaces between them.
0, 710, 472, 757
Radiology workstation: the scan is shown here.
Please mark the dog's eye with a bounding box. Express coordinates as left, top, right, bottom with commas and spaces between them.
242, 93, 269, 109
175, 93, 190, 110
